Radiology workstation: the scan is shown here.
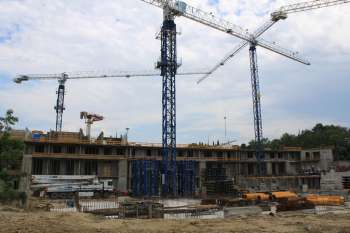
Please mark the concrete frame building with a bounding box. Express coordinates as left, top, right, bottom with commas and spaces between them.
19, 130, 334, 195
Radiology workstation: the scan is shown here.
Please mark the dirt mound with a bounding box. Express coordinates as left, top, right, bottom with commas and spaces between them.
0, 210, 350, 233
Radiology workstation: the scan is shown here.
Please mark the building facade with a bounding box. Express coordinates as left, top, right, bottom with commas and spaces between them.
19, 130, 334, 196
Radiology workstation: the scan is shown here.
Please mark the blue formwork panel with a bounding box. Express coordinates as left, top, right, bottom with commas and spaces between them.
131, 160, 161, 197
143, 160, 148, 196
132, 160, 142, 197
177, 161, 197, 197
152, 160, 160, 196
132, 160, 197, 197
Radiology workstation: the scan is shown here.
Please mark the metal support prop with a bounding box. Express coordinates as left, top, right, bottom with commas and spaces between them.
249, 44, 263, 176
54, 75, 67, 132
160, 12, 177, 196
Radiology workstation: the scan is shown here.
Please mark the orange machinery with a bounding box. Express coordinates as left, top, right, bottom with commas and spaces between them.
242, 192, 270, 201
305, 194, 345, 206
271, 191, 298, 200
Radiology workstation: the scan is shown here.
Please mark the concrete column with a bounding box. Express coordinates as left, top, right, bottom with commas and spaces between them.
60, 160, 66, 175
198, 161, 207, 196
42, 159, 49, 175
266, 162, 272, 176
74, 160, 80, 175
285, 161, 293, 175
117, 160, 128, 192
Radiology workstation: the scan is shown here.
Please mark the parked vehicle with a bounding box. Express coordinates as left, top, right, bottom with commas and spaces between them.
31, 175, 114, 199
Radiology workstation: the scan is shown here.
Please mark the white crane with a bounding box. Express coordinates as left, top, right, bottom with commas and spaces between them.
80, 111, 104, 139
197, 0, 350, 83
141, 0, 310, 65
195, 0, 350, 175
14, 69, 208, 132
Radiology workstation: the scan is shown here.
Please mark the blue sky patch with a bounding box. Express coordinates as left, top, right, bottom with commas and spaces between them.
0, 24, 21, 44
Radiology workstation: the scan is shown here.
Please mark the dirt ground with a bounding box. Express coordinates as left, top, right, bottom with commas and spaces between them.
0, 208, 350, 233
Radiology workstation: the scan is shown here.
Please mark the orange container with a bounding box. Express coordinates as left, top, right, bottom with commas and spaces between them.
242, 193, 270, 201
271, 191, 298, 200
306, 194, 345, 206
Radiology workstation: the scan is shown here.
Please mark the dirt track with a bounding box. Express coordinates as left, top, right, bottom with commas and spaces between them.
1, 210, 350, 233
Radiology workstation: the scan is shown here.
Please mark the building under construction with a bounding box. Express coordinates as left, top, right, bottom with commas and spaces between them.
17, 130, 333, 197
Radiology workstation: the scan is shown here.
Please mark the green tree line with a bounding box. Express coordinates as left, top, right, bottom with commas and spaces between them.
246, 123, 350, 161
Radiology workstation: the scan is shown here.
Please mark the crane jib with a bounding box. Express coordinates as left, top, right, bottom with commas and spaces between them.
164, 1, 310, 66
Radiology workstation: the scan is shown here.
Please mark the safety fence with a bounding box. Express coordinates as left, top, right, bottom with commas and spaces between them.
50, 200, 119, 213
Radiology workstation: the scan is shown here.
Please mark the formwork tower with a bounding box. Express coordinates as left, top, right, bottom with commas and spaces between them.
249, 44, 263, 175
159, 7, 178, 196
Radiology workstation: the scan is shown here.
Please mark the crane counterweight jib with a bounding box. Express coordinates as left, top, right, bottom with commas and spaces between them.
14, 75, 29, 84
271, 11, 288, 22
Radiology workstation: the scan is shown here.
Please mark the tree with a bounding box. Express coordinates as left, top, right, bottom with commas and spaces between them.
0, 109, 18, 133
247, 138, 271, 149
0, 109, 25, 201
253, 123, 350, 161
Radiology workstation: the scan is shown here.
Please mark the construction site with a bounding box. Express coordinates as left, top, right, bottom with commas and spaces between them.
1, 0, 350, 232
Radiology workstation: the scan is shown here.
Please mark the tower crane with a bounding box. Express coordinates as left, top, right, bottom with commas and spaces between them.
80, 111, 104, 139
196, 0, 350, 175
14, 69, 208, 133
197, 0, 350, 83
141, 0, 309, 195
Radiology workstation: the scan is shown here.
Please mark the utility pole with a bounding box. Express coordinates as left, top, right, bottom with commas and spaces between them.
224, 114, 227, 141
125, 127, 130, 143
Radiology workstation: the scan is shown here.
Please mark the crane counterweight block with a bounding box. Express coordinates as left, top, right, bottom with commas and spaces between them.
14, 75, 29, 83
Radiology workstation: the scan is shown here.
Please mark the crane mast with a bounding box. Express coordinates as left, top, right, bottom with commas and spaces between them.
159, 6, 178, 196
249, 44, 264, 175
140, 0, 311, 195
55, 75, 67, 132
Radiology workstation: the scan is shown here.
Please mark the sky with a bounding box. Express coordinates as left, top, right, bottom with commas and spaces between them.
0, 0, 349, 144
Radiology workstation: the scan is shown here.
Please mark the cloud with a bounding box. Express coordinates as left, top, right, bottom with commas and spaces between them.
0, 0, 349, 145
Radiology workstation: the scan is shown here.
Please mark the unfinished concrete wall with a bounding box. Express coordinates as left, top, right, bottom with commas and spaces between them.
236, 176, 314, 192
19, 154, 32, 194
321, 169, 350, 191
320, 149, 334, 170
300, 149, 333, 172
117, 160, 128, 192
